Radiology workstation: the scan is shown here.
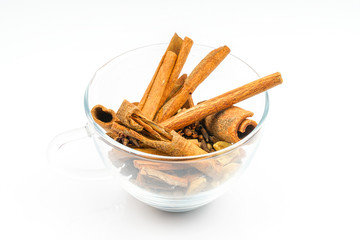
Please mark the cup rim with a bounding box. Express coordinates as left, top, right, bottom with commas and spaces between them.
84, 43, 269, 163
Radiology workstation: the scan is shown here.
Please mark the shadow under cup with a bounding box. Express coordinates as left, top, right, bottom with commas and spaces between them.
83, 44, 269, 212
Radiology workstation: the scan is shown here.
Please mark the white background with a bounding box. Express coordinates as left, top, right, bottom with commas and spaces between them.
1, 0, 360, 239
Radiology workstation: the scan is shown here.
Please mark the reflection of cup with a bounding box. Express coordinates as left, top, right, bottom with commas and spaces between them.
48, 44, 269, 212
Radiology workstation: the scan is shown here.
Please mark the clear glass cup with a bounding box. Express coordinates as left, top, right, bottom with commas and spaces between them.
48, 43, 269, 212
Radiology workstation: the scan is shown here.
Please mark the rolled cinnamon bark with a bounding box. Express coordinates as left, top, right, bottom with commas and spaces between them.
116, 100, 144, 132
204, 106, 255, 143
182, 95, 195, 109
154, 46, 231, 122
138, 167, 188, 188
160, 72, 283, 130
117, 99, 172, 141
138, 33, 183, 111
238, 119, 258, 138
167, 73, 187, 100
186, 175, 207, 195
141, 51, 177, 120
158, 37, 193, 108
106, 131, 119, 139
191, 160, 222, 179
111, 102, 223, 177
91, 105, 118, 132
112, 100, 208, 157
112, 122, 207, 157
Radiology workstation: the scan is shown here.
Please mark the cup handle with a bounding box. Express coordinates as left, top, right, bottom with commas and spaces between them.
47, 124, 113, 180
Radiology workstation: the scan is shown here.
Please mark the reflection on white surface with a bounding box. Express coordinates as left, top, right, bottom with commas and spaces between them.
9, 164, 274, 240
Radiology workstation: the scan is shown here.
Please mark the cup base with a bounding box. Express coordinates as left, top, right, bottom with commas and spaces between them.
122, 180, 230, 212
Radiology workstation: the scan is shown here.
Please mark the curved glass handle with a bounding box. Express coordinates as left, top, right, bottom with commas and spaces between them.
47, 125, 113, 180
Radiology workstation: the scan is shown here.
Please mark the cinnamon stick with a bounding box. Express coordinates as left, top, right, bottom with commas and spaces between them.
106, 131, 119, 140
158, 37, 193, 108
191, 159, 222, 179
186, 175, 207, 195
112, 100, 207, 157
138, 33, 183, 111
112, 122, 206, 156
154, 46, 231, 122
238, 119, 258, 138
138, 167, 188, 187
182, 95, 195, 109
167, 73, 187, 100
160, 72, 283, 130
111, 102, 230, 178
91, 105, 118, 132
166, 33, 184, 53
141, 51, 177, 120
117, 99, 172, 140
204, 106, 255, 143
116, 100, 144, 132
135, 171, 180, 191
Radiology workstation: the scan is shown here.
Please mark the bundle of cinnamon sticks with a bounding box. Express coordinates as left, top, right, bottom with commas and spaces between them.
91, 33, 283, 194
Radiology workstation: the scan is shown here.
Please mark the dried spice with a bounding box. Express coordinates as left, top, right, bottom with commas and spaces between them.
154, 46, 230, 122
159, 72, 283, 131
90, 33, 283, 195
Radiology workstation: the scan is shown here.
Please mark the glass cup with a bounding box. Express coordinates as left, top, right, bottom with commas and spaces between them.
48, 43, 269, 212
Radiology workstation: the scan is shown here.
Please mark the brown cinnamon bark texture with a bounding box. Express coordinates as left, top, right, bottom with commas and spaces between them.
106, 131, 119, 140
186, 175, 207, 195
160, 72, 283, 130
138, 33, 183, 111
117, 99, 172, 140
138, 167, 188, 187
204, 106, 255, 143
154, 46, 231, 122
182, 95, 195, 109
112, 100, 207, 157
191, 160, 222, 179
116, 100, 144, 132
238, 119, 258, 137
91, 105, 118, 132
158, 37, 194, 108
140, 51, 177, 120
167, 73, 187, 100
